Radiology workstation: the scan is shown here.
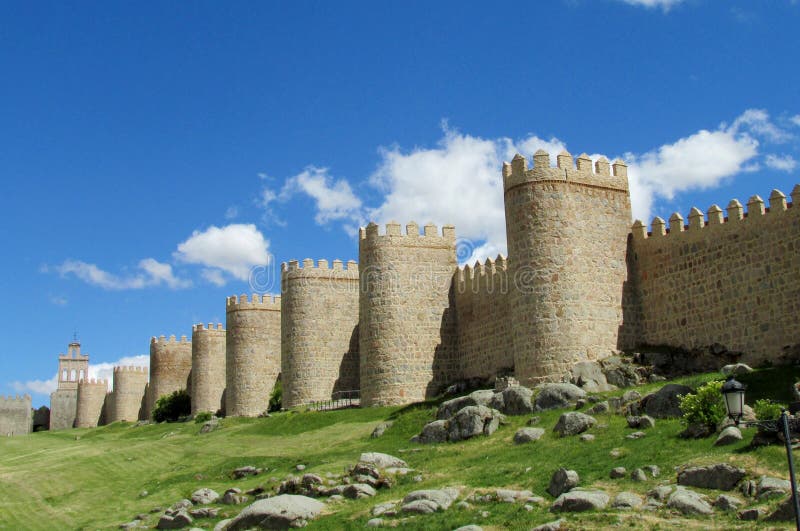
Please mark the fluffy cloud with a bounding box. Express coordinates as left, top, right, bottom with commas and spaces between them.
765, 153, 798, 172
281, 166, 364, 226
10, 354, 150, 396
56, 258, 190, 290
791, 115, 800, 127
174, 223, 271, 282
617, 0, 685, 11
10, 374, 58, 395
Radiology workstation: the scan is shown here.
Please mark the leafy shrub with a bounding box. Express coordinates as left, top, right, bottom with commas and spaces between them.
152, 390, 191, 423
269, 379, 282, 412
194, 411, 213, 424
754, 399, 784, 421
679, 380, 726, 429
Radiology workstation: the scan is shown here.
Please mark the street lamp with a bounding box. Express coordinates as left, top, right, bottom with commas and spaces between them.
721, 376, 800, 530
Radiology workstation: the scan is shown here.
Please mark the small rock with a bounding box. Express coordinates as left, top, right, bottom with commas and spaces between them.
610, 467, 627, 479
553, 412, 596, 437
626, 431, 646, 440
667, 487, 713, 515
680, 422, 714, 439
360, 452, 408, 469
437, 389, 495, 419
738, 507, 764, 521
534, 383, 586, 412
587, 402, 609, 415
189, 508, 219, 518
677, 463, 746, 491
715, 426, 743, 446
372, 502, 397, 516
513, 427, 545, 444
139, 490, 149, 498
640, 384, 693, 418
170, 500, 193, 512
371, 422, 393, 438
225, 495, 325, 530
547, 468, 579, 497
232, 466, 259, 479
156, 510, 193, 530
495, 488, 533, 502
453, 526, 483, 531
612, 492, 643, 509
757, 476, 791, 500
296, 464, 306, 471
190, 488, 219, 505
343, 483, 377, 499
412, 474, 423, 483
550, 490, 609, 512
643, 465, 660, 478
222, 488, 247, 505
574, 399, 587, 409
401, 488, 459, 513
523, 504, 533, 511
119, 521, 143, 530
714, 494, 743, 511
631, 468, 647, 482
213, 520, 232, 531
609, 448, 623, 458
721, 363, 753, 376
740, 479, 757, 498
366, 518, 384, 527
527, 416, 541, 426
767, 495, 798, 521
531, 520, 564, 531
647, 486, 673, 502
579, 433, 595, 442
622, 390, 642, 403
456, 501, 471, 510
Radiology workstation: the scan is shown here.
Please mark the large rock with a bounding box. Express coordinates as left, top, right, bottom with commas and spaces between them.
639, 384, 693, 418
359, 452, 407, 469
437, 390, 495, 420
667, 487, 712, 515
447, 406, 503, 442
677, 463, 745, 491
343, 483, 377, 499
401, 488, 459, 514
547, 468, 579, 497
767, 496, 799, 521
415, 419, 449, 444
757, 476, 791, 500
490, 387, 535, 415
513, 427, 545, 444
713, 494, 743, 511
612, 492, 643, 509
191, 488, 220, 505
721, 363, 753, 376
714, 426, 743, 446
534, 384, 586, 412
571, 361, 615, 392
157, 510, 193, 530
553, 412, 596, 437
225, 495, 325, 530
550, 490, 609, 512
600, 356, 642, 388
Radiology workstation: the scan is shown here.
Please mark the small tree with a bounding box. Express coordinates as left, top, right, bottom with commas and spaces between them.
679, 380, 726, 432
269, 379, 282, 412
152, 390, 191, 422
754, 399, 784, 421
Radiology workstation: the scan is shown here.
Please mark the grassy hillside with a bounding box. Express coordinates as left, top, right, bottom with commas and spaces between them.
1, 369, 798, 530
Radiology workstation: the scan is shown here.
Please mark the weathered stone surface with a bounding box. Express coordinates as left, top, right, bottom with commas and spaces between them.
713, 494, 743, 511
157, 510, 193, 530
190, 507, 220, 518
547, 468, 579, 497
232, 466, 260, 479
415, 419, 449, 444
437, 390, 495, 420
715, 426, 743, 446
610, 467, 627, 479
553, 412, 596, 436
225, 495, 325, 530
490, 386, 535, 415
677, 464, 745, 491
343, 483, 377, 499
222, 489, 247, 505
757, 476, 791, 500
738, 507, 764, 521
601, 357, 641, 388
626, 415, 655, 429
767, 496, 798, 521
447, 406, 502, 441
612, 492, 643, 509
534, 383, 586, 412
579, 433, 595, 442
213, 520, 232, 531
370, 422, 393, 438
531, 520, 564, 531
587, 401, 609, 415
401, 488, 459, 513
667, 487, 713, 515
643, 465, 660, 478
639, 384, 693, 418
190, 488, 220, 505
571, 361, 614, 392
359, 452, 407, 469
631, 468, 647, 482
550, 490, 609, 512
494, 489, 533, 502
721, 363, 753, 376
513, 427, 544, 444
648, 486, 673, 502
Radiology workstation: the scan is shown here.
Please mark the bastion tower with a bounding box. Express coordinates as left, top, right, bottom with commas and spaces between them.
225, 294, 281, 416
50, 340, 89, 430
146, 335, 192, 419
191, 323, 226, 415
281, 259, 360, 408
109, 366, 148, 422
503, 150, 632, 385
75, 378, 109, 428
359, 222, 458, 406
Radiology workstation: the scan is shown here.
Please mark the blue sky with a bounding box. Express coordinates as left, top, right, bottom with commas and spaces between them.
2, 0, 799, 406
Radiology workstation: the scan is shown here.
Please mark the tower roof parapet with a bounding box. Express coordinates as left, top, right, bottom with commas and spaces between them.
502, 150, 629, 193
113, 365, 148, 374
281, 258, 359, 280
192, 322, 226, 332
226, 293, 281, 312
358, 221, 456, 249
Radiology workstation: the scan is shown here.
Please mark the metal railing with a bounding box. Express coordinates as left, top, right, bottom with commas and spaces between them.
307, 390, 360, 411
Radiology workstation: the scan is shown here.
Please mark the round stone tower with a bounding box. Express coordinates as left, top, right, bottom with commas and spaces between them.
503, 150, 632, 385
225, 294, 281, 417
191, 323, 227, 415
358, 221, 458, 406
110, 366, 148, 422
281, 258, 360, 408
75, 378, 109, 428
147, 334, 192, 418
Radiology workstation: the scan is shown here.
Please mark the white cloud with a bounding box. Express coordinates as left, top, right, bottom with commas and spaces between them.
55, 258, 190, 290
201, 268, 227, 286
224, 206, 239, 219
728, 109, 791, 143
765, 153, 798, 172
281, 166, 364, 226
617, 0, 685, 11
10, 375, 58, 395
89, 354, 150, 391
790, 114, 800, 127
174, 223, 271, 282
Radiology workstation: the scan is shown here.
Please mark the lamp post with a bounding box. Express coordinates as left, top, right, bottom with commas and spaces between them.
721, 376, 800, 530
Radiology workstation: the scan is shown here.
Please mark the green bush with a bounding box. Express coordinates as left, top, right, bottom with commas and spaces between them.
679, 380, 726, 429
269, 379, 282, 412
754, 398, 785, 421
194, 411, 213, 424
152, 390, 191, 423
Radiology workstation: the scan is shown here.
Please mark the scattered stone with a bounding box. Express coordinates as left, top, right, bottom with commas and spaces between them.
740, 479, 757, 498
366, 518, 384, 528
295, 464, 306, 471
534, 383, 586, 412
232, 466, 260, 479
648, 374, 666, 382
601, 356, 642, 388
189, 508, 219, 518
437, 390, 495, 419
523, 504, 533, 511
547, 468, 579, 497
757, 476, 791, 500
553, 412, 596, 437
119, 521, 144, 530
453, 526, 482, 531
713, 494, 743, 511
622, 390, 642, 403
213, 519, 232, 531
677, 463, 745, 491
738, 507, 764, 521
190, 488, 219, 505
456, 501, 471, 510
514, 427, 545, 444
667, 487, 713, 515
574, 399, 587, 410
626, 431, 646, 440
643, 465, 660, 478
170, 500, 193, 512
527, 416, 541, 426
491, 386, 535, 415
715, 426, 743, 446
401, 488, 459, 513
412, 474, 423, 483
721, 363, 753, 376
551, 490, 609, 512
199, 418, 220, 434
222, 488, 247, 505
495, 489, 533, 502
587, 402, 609, 415
360, 452, 408, 469
639, 384, 693, 418
531, 520, 564, 531
156, 510, 193, 530
647, 486, 673, 502
627, 415, 656, 429
610, 467, 627, 479
767, 496, 798, 521
631, 468, 647, 482
579, 433, 595, 442
371, 422, 393, 438
139, 490, 149, 498
609, 448, 623, 458
372, 502, 397, 516
612, 492, 643, 509
447, 405, 503, 442
343, 483, 377, 499
571, 360, 615, 392
225, 495, 325, 530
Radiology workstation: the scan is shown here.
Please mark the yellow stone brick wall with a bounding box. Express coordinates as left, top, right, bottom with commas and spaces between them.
75, 379, 108, 428
109, 366, 148, 422
191, 323, 226, 415
147, 335, 192, 418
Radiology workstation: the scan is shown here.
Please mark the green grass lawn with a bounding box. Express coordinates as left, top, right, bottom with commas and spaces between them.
1, 369, 798, 530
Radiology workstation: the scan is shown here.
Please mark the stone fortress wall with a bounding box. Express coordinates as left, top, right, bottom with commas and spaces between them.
50, 342, 89, 430
146, 335, 192, 419
109, 366, 148, 422
281, 259, 360, 408
75, 378, 109, 428
630, 186, 800, 366
191, 323, 227, 415
225, 294, 281, 417
0, 395, 31, 436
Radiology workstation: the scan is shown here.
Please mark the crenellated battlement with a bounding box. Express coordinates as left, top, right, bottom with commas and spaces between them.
150, 334, 190, 345
502, 150, 629, 193
1, 394, 31, 404
358, 221, 456, 249
226, 293, 281, 311
193, 322, 225, 332
78, 378, 109, 387
113, 365, 148, 374
455, 255, 509, 294
281, 258, 359, 280
632, 185, 798, 241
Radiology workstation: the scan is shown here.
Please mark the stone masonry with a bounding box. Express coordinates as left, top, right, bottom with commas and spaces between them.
75, 378, 109, 428
50, 341, 89, 430
0, 395, 31, 436
109, 366, 148, 422
147, 335, 192, 419
191, 323, 227, 415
